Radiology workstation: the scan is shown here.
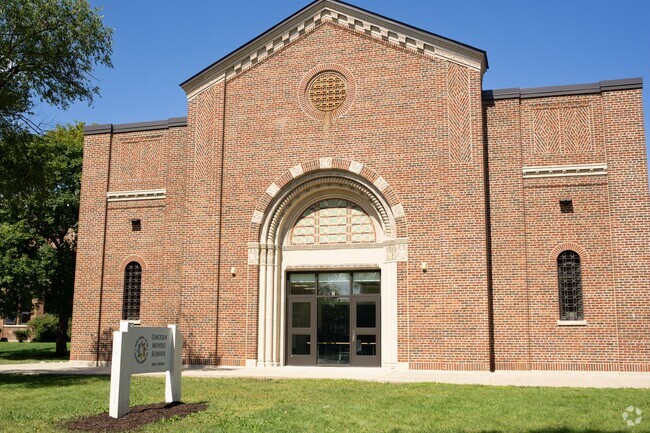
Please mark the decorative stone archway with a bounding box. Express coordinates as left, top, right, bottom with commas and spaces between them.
549, 242, 589, 263
248, 159, 407, 367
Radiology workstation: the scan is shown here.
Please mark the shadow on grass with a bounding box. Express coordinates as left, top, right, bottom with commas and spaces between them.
528, 430, 629, 433
0, 373, 108, 389
438, 427, 630, 433
530, 430, 630, 433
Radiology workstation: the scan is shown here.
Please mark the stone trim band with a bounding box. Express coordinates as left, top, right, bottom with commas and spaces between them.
106, 189, 167, 202
522, 164, 607, 179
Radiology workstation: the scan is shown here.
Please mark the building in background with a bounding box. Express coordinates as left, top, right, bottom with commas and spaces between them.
1, 304, 44, 341
70, 0, 649, 371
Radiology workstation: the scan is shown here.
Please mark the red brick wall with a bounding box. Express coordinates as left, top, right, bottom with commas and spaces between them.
71, 132, 110, 361
603, 89, 650, 371
486, 88, 649, 371
179, 83, 225, 364
484, 97, 530, 370
71, 19, 648, 371
216, 23, 489, 369
71, 127, 187, 362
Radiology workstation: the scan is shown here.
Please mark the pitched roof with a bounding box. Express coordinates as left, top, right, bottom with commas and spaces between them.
180, 0, 488, 99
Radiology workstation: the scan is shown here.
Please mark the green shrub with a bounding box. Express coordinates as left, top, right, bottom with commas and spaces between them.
27, 314, 59, 342
14, 329, 30, 342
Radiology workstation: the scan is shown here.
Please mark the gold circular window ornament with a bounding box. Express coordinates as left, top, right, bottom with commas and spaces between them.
308, 71, 347, 112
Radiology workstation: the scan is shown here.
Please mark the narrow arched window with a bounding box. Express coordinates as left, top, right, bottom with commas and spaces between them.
122, 262, 142, 321
557, 250, 583, 321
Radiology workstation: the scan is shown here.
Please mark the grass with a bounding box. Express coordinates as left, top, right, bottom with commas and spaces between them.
0, 375, 649, 432
0, 342, 70, 364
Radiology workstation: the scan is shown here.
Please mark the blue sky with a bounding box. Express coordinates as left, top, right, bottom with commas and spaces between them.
35, 0, 650, 165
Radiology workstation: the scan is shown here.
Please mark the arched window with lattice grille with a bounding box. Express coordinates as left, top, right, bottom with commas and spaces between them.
557, 250, 583, 321
122, 262, 142, 321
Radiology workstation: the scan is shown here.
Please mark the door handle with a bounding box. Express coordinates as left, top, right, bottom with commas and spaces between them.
352, 330, 356, 343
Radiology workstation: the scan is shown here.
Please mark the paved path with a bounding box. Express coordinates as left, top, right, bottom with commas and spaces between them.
1, 362, 649, 388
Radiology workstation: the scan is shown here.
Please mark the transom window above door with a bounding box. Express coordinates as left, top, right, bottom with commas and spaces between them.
288, 272, 381, 296
291, 199, 376, 245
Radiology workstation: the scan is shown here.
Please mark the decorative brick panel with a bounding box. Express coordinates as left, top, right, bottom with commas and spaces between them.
194, 86, 218, 180
114, 137, 162, 181
447, 62, 472, 163
533, 105, 593, 154
533, 108, 562, 153
563, 106, 593, 152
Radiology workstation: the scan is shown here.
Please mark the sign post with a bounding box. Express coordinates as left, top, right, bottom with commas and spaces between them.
109, 321, 182, 418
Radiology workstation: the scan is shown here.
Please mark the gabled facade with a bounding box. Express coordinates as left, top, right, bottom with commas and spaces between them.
71, 0, 649, 371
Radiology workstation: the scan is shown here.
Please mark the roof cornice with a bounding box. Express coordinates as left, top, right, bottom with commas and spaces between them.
180, 0, 488, 100
482, 78, 643, 101
83, 117, 187, 136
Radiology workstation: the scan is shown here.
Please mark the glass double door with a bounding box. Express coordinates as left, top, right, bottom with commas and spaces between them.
287, 271, 380, 367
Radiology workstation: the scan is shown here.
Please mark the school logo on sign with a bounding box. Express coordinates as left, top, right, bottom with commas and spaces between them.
134, 336, 148, 364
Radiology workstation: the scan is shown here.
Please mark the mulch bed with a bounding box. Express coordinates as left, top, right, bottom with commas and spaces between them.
64, 402, 208, 432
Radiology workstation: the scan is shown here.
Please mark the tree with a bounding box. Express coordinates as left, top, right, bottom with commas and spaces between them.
0, 123, 82, 355
0, 0, 112, 133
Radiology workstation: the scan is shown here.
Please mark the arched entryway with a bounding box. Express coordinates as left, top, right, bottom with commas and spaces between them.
250, 168, 407, 368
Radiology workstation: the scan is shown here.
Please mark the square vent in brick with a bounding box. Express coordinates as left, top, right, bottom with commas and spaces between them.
559, 199, 574, 214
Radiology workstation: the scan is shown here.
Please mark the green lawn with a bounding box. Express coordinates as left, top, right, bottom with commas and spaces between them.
0, 342, 70, 364
0, 375, 648, 432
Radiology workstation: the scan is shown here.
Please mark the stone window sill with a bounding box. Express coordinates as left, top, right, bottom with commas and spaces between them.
557, 320, 587, 326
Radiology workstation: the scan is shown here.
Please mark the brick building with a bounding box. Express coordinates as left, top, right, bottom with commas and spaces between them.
71, 0, 649, 371
1, 305, 44, 342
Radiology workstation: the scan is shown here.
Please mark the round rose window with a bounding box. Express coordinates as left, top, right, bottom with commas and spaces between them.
308, 71, 347, 112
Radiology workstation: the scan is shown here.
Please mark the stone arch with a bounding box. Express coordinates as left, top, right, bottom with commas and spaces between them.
248, 157, 407, 244
549, 242, 589, 263
119, 255, 148, 272
264, 174, 395, 245
247, 159, 407, 368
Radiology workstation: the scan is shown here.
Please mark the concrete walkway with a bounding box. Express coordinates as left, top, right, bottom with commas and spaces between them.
1, 361, 650, 388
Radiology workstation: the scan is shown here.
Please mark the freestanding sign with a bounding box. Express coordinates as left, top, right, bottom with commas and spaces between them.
109, 321, 182, 418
